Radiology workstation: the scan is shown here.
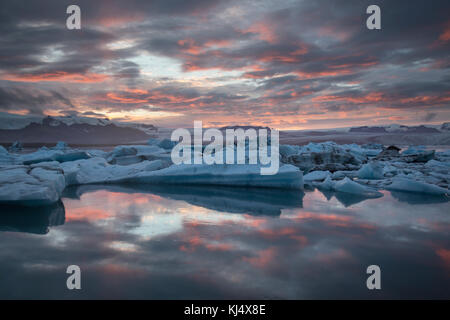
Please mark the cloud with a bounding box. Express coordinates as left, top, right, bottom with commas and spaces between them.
0, 0, 448, 128
0, 86, 74, 114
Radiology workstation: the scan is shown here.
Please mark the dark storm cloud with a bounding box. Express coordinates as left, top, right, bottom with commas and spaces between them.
422, 112, 437, 122
0, 86, 74, 114
0, 0, 449, 126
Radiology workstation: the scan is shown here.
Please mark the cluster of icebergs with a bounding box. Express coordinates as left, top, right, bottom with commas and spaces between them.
0, 140, 448, 206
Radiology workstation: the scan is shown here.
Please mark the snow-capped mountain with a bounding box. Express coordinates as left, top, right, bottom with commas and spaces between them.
349, 124, 441, 133
45, 115, 113, 127
0, 116, 157, 145
42, 115, 158, 135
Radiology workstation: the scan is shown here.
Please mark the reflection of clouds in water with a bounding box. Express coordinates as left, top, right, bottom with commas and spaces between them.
0, 186, 449, 299
64, 189, 250, 240
283, 190, 450, 230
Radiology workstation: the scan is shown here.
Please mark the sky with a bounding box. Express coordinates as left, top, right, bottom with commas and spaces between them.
0, 0, 449, 130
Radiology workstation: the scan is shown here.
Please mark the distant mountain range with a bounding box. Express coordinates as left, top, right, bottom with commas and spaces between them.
349, 123, 448, 134
0, 113, 448, 146
0, 116, 156, 145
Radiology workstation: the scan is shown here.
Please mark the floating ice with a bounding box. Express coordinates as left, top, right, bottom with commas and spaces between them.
401, 146, 427, 155
357, 161, 384, 179
386, 178, 448, 195
125, 163, 304, 190
334, 177, 383, 197
53, 141, 69, 150
0, 166, 64, 206
0, 140, 448, 205
318, 176, 383, 198
9, 141, 23, 152
60, 157, 166, 185
282, 142, 363, 172
19, 148, 90, 165
304, 170, 330, 182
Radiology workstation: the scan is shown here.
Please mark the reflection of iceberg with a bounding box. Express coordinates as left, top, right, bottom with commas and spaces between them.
333, 192, 379, 207
317, 188, 380, 207
0, 201, 65, 234
63, 184, 304, 216
317, 177, 383, 207
390, 191, 449, 205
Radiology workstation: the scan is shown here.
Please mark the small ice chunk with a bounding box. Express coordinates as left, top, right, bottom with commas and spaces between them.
9, 141, 23, 152
318, 176, 335, 190
387, 178, 448, 195
401, 146, 426, 155
318, 176, 382, 198
334, 177, 383, 197
357, 161, 384, 179
60, 157, 166, 185
304, 170, 330, 182
279, 145, 299, 158
53, 141, 69, 150
0, 166, 64, 206
158, 139, 177, 150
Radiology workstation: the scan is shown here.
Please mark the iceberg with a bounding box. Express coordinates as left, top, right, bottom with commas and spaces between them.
9, 141, 23, 152
318, 176, 383, 198
304, 170, 330, 182
357, 161, 384, 179
60, 157, 166, 185
19, 148, 91, 165
1, 139, 448, 206
0, 166, 64, 206
279, 144, 299, 158
124, 163, 304, 190
318, 176, 335, 191
386, 178, 449, 195
401, 146, 426, 155
0, 146, 14, 165
106, 145, 169, 164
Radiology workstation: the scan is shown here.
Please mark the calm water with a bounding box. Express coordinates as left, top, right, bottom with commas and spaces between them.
0, 184, 449, 299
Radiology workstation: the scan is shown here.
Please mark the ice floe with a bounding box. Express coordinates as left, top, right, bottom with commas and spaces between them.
357, 161, 384, 179
304, 170, 330, 182
0, 139, 448, 206
318, 177, 383, 198
386, 177, 448, 195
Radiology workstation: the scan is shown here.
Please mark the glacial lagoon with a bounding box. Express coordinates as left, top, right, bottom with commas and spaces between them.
0, 185, 449, 299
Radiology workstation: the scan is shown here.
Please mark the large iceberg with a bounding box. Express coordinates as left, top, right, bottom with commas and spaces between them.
125, 163, 304, 189
0, 165, 64, 206
0, 140, 305, 205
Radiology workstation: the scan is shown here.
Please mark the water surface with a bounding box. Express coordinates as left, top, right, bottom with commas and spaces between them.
0, 185, 449, 299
